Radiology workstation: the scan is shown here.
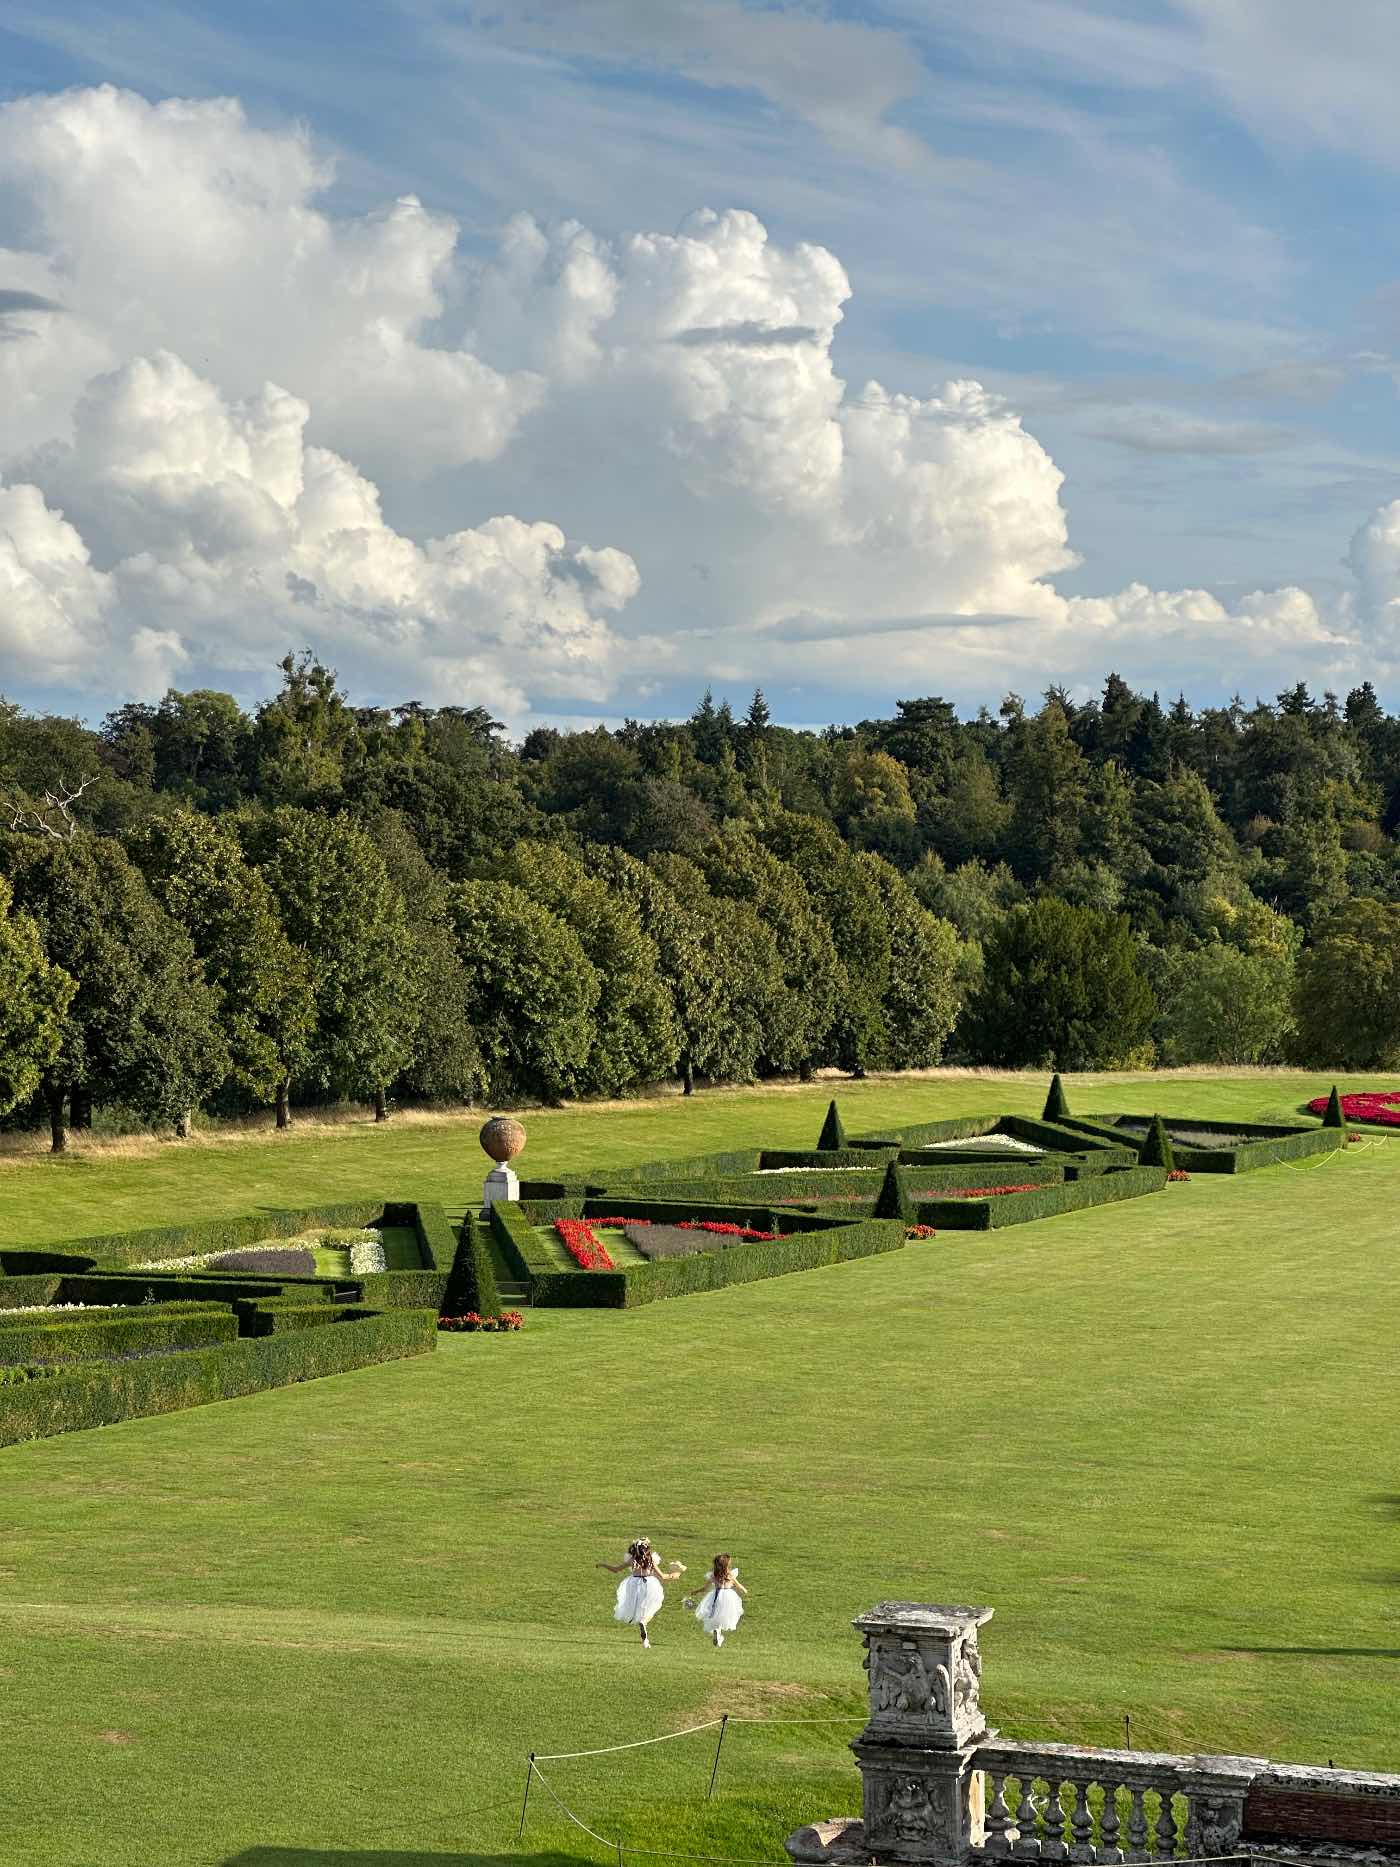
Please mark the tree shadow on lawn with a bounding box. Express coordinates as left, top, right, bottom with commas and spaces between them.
223, 1852, 594, 1866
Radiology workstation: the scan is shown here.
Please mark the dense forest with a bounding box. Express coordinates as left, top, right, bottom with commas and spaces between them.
3, 654, 1398, 1150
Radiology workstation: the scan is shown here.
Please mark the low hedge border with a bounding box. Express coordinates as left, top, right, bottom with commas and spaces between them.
238, 1303, 380, 1337
1080, 1114, 1339, 1174
407, 1203, 455, 1272
916, 1165, 1168, 1231
492, 1200, 904, 1308
756, 1147, 898, 1171
0, 1307, 240, 1367
0, 1299, 227, 1331
850, 1114, 994, 1148
352, 1270, 449, 1310
0, 1274, 64, 1310
3, 1199, 438, 1278
45, 1272, 345, 1307
0, 1309, 438, 1446
602, 1216, 907, 1309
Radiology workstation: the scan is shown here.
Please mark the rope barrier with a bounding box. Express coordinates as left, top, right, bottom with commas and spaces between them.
535, 1720, 726, 1761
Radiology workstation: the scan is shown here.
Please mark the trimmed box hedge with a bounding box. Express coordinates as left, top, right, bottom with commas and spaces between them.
46, 1272, 345, 1307
0, 1274, 64, 1310
492, 1200, 906, 1308
353, 1270, 449, 1310
916, 1165, 1168, 1230
0, 1308, 438, 1446
607, 1217, 906, 1309
0, 1307, 240, 1367
3, 1199, 438, 1277
0, 1299, 225, 1331
238, 1303, 378, 1337
1080, 1114, 1340, 1174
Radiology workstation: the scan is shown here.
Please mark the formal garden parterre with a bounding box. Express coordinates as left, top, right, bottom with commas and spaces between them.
0, 1078, 1361, 1440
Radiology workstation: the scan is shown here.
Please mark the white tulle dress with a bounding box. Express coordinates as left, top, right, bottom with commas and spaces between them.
694, 1570, 744, 1636
614, 1557, 666, 1625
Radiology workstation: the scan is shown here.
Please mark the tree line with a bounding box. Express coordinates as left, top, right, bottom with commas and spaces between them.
2, 655, 1396, 1149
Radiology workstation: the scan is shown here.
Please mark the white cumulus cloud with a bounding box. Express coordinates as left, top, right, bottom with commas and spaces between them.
0, 82, 1391, 720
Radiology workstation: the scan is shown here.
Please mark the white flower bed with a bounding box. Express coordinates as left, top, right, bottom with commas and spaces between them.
918, 1134, 1044, 1155
3, 1301, 127, 1314
349, 1235, 386, 1274
141, 1226, 384, 1273
753, 1164, 871, 1174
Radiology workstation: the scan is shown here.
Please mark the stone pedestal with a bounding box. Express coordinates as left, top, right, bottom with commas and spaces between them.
787, 1603, 994, 1867
482, 1164, 519, 1213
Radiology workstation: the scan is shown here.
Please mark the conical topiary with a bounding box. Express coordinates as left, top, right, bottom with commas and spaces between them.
817, 1097, 847, 1151
1137, 1112, 1175, 1173
874, 1161, 915, 1224
1321, 1084, 1346, 1130
1042, 1072, 1071, 1121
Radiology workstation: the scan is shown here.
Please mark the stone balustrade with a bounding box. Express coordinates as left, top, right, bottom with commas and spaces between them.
785, 1603, 1400, 1867
976, 1739, 1261, 1863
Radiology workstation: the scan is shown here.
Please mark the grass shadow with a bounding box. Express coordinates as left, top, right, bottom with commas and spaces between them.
1217, 1646, 1400, 1658
222, 1852, 594, 1866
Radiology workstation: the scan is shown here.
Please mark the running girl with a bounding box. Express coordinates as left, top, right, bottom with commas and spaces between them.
684, 1553, 747, 1648
598, 1538, 686, 1648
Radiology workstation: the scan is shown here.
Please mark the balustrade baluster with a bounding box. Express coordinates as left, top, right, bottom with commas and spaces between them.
1098, 1782, 1123, 1863
986, 1773, 1013, 1856
1154, 1792, 1178, 1861
1125, 1786, 1149, 1862
1014, 1776, 1043, 1857
1042, 1780, 1069, 1862
1069, 1781, 1095, 1862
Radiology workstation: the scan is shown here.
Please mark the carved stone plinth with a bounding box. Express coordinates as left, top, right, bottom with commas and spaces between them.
854, 1603, 994, 1751
855, 1738, 985, 1864
482, 1165, 519, 1213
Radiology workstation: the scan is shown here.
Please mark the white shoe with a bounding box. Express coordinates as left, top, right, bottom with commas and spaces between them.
713, 1631, 724, 1647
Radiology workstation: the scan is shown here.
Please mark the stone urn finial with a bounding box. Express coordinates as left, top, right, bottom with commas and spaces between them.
479, 1116, 525, 1215
480, 1115, 526, 1164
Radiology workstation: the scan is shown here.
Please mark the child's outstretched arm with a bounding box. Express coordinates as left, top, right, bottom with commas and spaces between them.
734, 1582, 749, 1596
597, 1561, 627, 1573
660, 1562, 687, 1580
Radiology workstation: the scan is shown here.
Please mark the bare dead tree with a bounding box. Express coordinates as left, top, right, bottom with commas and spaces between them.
4, 774, 95, 841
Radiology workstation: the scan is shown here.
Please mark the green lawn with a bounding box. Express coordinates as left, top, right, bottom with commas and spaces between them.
3, 1071, 1399, 1866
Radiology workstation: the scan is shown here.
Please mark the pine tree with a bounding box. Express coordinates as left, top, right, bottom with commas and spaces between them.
744, 689, 771, 733
1137, 1113, 1175, 1172
1321, 1083, 1346, 1129
874, 1161, 914, 1224
1042, 1072, 1070, 1121
817, 1098, 846, 1151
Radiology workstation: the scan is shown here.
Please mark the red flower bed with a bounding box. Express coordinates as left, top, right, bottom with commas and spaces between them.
439, 1311, 524, 1332
905, 1224, 938, 1239
555, 1218, 617, 1271
562, 1217, 784, 1265
1306, 1090, 1400, 1127
676, 1219, 781, 1241
1167, 1168, 1191, 1183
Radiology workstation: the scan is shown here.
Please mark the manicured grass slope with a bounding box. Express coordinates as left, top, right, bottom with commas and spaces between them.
2, 1072, 1397, 1866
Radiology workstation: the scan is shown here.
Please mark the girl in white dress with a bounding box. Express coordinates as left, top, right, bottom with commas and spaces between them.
684, 1553, 747, 1648
597, 1538, 686, 1648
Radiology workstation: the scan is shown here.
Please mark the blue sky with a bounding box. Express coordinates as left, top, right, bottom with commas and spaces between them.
2, 1, 1399, 726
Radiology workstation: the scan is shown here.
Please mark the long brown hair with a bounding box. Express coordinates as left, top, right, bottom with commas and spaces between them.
711, 1553, 735, 1584
627, 1537, 657, 1573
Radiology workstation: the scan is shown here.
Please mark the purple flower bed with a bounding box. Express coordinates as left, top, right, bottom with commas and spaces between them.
206, 1247, 318, 1277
